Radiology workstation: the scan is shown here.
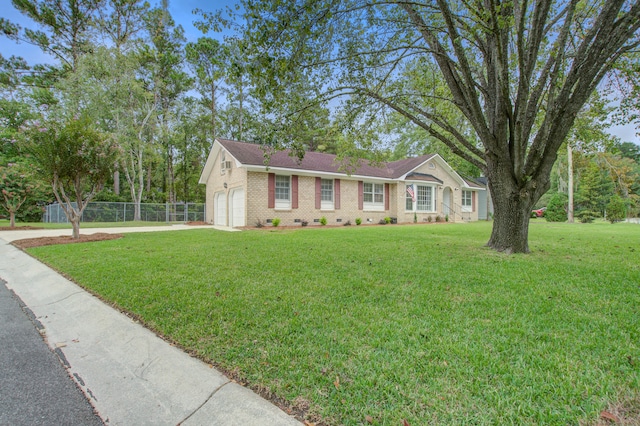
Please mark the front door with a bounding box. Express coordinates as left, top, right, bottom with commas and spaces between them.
443, 187, 451, 216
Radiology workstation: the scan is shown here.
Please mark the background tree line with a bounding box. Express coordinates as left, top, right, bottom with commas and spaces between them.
1, 0, 640, 251
0, 0, 333, 225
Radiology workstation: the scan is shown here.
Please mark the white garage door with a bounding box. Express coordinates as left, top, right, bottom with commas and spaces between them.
230, 188, 245, 227
214, 192, 226, 226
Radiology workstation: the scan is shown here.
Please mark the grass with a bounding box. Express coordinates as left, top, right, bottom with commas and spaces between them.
0, 219, 182, 229
26, 222, 640, 425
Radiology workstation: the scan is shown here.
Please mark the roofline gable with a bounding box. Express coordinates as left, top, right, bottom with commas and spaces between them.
198, 139, 245, 184
198, 141, 219, 184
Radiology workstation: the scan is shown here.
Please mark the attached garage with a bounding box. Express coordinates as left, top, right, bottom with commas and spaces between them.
229, 188, 245, 227
214, 191, 226, 226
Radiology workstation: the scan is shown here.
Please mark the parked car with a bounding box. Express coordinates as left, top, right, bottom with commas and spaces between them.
532, 207, 546, 218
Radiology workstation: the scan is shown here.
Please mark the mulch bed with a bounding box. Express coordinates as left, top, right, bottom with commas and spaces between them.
11, 233, 124, 250
0, 226, 45, 231
5, 221, 210, 249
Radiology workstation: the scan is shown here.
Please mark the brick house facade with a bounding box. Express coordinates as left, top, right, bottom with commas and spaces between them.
199, 139, 485, 227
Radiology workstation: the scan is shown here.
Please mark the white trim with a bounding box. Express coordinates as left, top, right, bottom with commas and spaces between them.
199, 139, 242, 184
244, 165, 391, 182
398, 154, 485, 190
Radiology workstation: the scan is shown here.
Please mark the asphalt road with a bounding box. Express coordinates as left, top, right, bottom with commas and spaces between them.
0, 280, 103, 426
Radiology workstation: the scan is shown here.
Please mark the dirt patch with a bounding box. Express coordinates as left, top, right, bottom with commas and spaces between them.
0, 226, 45, 231
11, 233, 124, 249
582, 394, 640, 426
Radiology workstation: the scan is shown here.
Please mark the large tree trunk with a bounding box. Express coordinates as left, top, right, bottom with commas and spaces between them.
487, 193, 534, 253
484, 157, 549, 253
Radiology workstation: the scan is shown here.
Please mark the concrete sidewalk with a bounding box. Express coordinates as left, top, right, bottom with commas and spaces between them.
0, 227, 300, 426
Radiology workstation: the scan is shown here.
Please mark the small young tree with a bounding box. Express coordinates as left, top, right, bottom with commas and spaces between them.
545, 193, 569, 223
26, 116, 120, 238
0, 162, 42, 227
606, 195, 627, 223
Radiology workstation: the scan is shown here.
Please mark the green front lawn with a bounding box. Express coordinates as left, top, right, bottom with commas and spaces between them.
27, 222, 640, 425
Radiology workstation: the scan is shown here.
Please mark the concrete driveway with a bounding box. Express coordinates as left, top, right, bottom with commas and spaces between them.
0, 223, 237, 243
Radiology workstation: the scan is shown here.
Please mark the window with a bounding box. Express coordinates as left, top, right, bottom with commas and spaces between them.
406, 184, 436, 212
417, 186, 433, 211
363, 182, 384, 210
220, 151, 226, 174
275, 175, 291, 209
405, 185, 414, 211
321, 178, 334, 210
462, 190, 472, 212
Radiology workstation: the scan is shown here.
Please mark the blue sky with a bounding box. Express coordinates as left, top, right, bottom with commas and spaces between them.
1, 0, 232, 62
1, 0, 637, 145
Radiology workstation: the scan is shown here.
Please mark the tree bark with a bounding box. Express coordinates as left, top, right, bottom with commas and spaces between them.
211, 83, 216, 140
9, 211, 16, 228
567, 144, 574, 223
487, 196, 534, 253
114, 169, 120, 195
483, 156, 547, 253
71, 219, 80, 239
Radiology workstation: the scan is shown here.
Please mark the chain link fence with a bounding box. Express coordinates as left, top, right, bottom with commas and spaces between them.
43, 202, 206, 223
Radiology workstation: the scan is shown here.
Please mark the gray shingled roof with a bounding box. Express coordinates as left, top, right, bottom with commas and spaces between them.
461, 176, 485, 189
405, 172, 443, 184
217, 139, 434, 179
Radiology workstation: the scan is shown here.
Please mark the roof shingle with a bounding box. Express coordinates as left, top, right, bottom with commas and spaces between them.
217, 139, 434, 179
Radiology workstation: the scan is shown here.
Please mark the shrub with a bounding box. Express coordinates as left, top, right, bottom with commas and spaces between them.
272, 218, 281, 227
355, 217, 362, 225
378, 218, 387, 225
255, 219, 264, 228
545, 193, 568, 222
413, 212, 417, 223
343, 220, 351, 226
445, 214, 449, 222
435, 215, 442, 222
301, 220, 308, 227
577, 210, 596, 223
320, 216, 327, 226
427, 216, 432, 222
384, 216, 391, 224
606, 195, 627, 223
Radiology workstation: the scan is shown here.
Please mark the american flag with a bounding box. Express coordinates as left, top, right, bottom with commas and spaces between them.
406, 184, 416, 202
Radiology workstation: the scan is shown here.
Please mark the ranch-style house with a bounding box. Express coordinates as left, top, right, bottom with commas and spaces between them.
199, 139, 485, 227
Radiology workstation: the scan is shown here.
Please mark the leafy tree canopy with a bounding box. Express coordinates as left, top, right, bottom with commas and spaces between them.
237, 0, 640, 252
24, 115, 120, 237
